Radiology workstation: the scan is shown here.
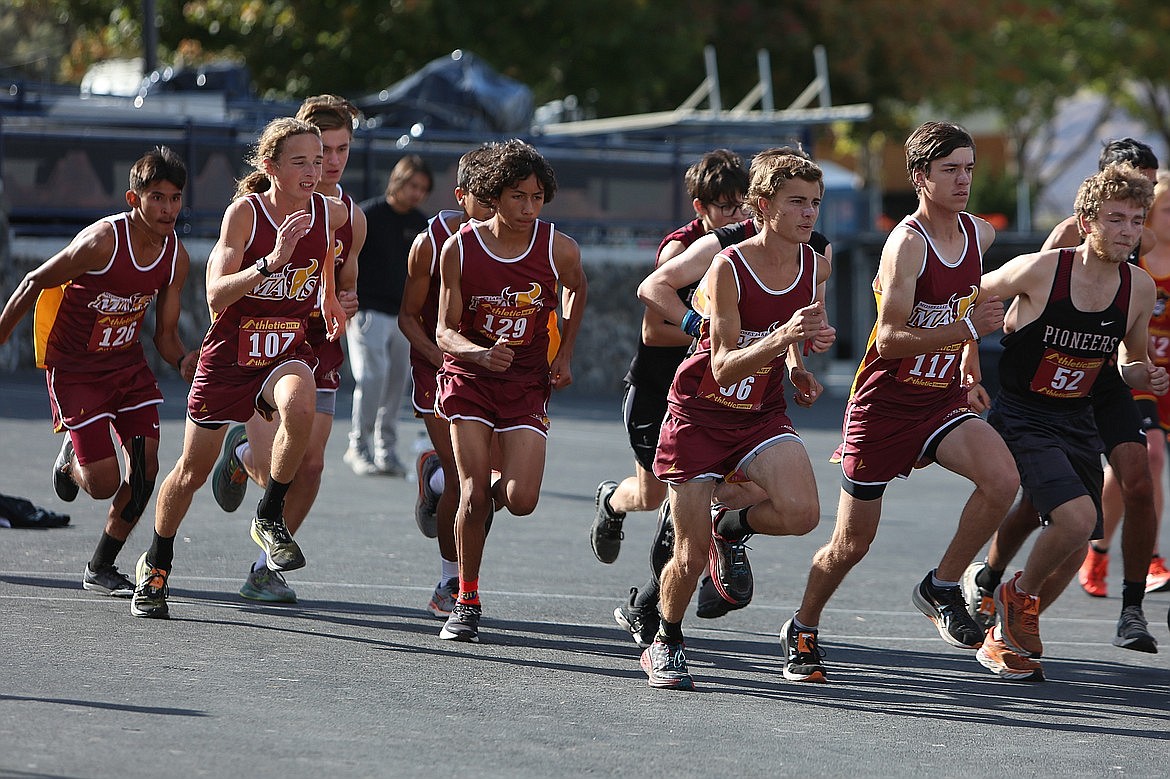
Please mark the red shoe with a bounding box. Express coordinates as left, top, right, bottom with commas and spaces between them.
1146, 555, 1170, 594
1078, 545, 1108, 598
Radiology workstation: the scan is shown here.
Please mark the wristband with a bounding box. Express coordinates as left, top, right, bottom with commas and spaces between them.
680, 308, 703, 338
255, 255, 273, 277
962, 314, 981, 344
175, 353, 186, 372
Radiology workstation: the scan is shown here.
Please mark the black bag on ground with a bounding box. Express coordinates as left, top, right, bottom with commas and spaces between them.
0, 493, 70, 528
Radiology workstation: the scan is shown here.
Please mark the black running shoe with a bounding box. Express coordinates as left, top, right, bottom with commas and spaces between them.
211, 423, 249, 513
590, 480, 625, 564
911, 572, 983, 649
52, 435, 79, 502
439, 602, 482, 642
1113, 605, 1158, 653
640, 638, 693, 690
780, 618, 827, 682
250, 515, 306, 572
614, 587, 659, 648
708, 506, 753, 607
414, 450, 441, 539
696, 574, 748, 619
649, 500, 675, 580
130, 552, 170, 619
83, 564, 133, 597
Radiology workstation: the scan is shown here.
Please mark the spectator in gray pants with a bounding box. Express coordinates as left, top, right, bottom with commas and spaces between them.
345, 155, 433, 475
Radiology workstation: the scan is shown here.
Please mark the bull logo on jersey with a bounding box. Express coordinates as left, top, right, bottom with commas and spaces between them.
88, 291, 156, 315
333, 237, 347, 267
906, 284, 979, 329
249, 258, 321, 302
470, 283, 545, 311
501, 283, 543, 308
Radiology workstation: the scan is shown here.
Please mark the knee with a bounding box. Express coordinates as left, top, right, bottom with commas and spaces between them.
504, 488, 540, 517
792, 504, 821, 536
824, 534, 871, 569
297, 449, 325, 485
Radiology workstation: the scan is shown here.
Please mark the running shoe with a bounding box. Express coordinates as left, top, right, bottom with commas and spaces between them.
780, 618, 827, 683
1078, 544, 1108, 598
696, 574, 747, 619
649, 500, 675, 579
82, 563, 133, 597
961, 561, 997, 633
414, 449, 441, 538
239, 564, 297, 604
343, 446, 379, 476
708, 505, 753, 607
211, 423, 249, 513
52, 435, 79, 502
250, 515, 306, 572
590, 480, 626, 564
427, 578, 459, 618
976, 629, 1045, 682
912, 572, 984, 649
129, 552, 170, 619
1113, 605, 1158, 653
439, 602, 481, 642
1146, 555, 1170, 593
995, 571, 1042, 657
613, 587, 659, 648
640, 638, 693, 690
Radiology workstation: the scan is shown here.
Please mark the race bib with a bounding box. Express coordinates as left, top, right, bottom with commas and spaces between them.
697, 365, 773, 412
473, 303, 539, 346
895, 345, 962, 389
237, 316, 304, 367
1029, 349, 1103, 399
87, 312, 145, 353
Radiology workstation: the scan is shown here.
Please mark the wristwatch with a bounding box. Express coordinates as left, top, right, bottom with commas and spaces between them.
255, 256, 273, 277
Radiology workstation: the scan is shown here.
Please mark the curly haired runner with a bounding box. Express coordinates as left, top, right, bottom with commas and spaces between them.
434, 139, 587, 643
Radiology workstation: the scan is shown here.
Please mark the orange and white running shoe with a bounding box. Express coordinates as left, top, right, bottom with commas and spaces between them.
1146, 554, 1170, 593
1078, 545, 1108, 598
976, 628, 1044, 682
995, 571, 1043, 658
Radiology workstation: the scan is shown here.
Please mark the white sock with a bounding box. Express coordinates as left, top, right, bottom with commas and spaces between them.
440, 557, 459, 584
931, 570, 959, 589
255, 553, 267, 571
430, 467, 445, 495
235, 442, 250, 462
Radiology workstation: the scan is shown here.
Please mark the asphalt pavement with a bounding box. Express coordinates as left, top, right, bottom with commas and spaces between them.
1, 369, 1168, 778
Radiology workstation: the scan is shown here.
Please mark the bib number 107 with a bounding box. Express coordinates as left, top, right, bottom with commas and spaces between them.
247, 331, 296, 360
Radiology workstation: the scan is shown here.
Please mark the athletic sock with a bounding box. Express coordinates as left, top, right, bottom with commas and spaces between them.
440, 557, 459, 584
429, 467, 445, 496
975, 563, 1004, 591
1121, 579, 1146, 609
633, 578, 659, 611
1090, 542, 1109, 554
714, 507, 753, 541
257, 478, 292, 521
930, 570, 959, 589
657, 618, 683, 643
254, 553, 267, 572
89, 531, 126, 571
148, 531, 176, 572
458, 578, 481, 606
792, 614, 818, 632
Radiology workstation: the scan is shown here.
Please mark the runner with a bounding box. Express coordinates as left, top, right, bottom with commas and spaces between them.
972, 162, 1164, 679
643, 151, 832, 689
0, 147, 193, 598
207, 95, 367, 604
434, 139, 587, 642
782, 121, 1019, 683
130, 117, 347, 618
